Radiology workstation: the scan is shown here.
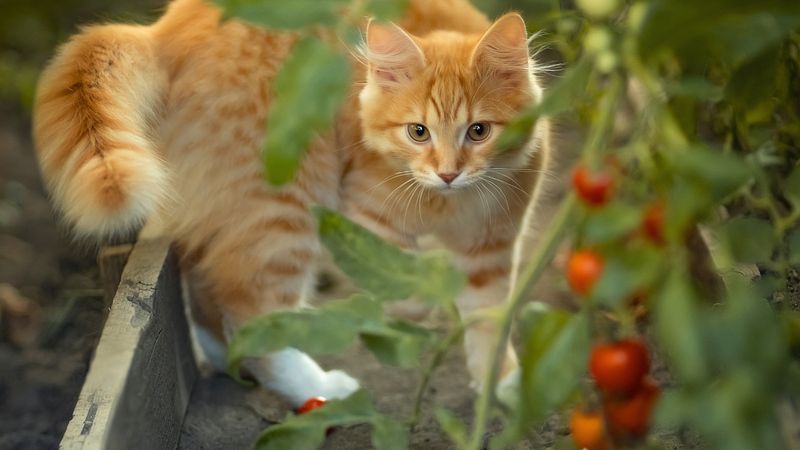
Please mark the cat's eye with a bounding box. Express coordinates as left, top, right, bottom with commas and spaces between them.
406, 123, 430, 143
466, 122, 491, 142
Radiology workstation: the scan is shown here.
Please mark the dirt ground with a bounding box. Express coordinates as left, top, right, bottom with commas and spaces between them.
0, 106, 108, 449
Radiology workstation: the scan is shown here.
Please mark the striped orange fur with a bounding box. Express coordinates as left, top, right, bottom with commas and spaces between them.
32, 0, 551, 404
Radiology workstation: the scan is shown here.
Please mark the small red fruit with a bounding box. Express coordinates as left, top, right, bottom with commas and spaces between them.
589, 339, 649, 395
642, 202, 666, 244
572, 165, 614, 206
296, 396, 327, 415
570, 409, 610, 450
567, 249, 605, 295
604, 379, 661, 437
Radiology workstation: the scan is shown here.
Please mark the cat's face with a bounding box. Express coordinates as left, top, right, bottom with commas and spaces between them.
359, 14, 541, 192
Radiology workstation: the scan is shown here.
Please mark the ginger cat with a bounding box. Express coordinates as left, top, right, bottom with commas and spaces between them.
33, 0, 550, 407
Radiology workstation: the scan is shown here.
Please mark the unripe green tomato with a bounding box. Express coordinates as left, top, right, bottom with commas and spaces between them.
627, 2, 648, 32
576, 0, 621, 20
584, 27, 613, 55
596, 50, 619, 73
558, 17, 579, 35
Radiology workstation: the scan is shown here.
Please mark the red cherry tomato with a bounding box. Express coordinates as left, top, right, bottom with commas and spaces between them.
604, 378, 661, 437
296, 396, 327, 415
570, 409, 610, 450
642, 202, 666, 245
572, 165, 614, 206
567, 249, 605, 295
589, 339, 650, 395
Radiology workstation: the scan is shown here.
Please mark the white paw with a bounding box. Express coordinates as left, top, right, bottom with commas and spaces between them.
319, 369, 360, 400
496, 368, 520, 408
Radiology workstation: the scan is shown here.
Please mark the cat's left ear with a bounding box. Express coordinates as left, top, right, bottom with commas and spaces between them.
364, 20, 425, 89
471, 13, 530, 79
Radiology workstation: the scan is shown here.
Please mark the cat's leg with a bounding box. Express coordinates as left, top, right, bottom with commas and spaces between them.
183, 193, 359, 407
438, 226, 519, 390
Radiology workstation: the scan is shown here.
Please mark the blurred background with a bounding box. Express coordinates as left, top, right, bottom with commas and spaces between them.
0, 1, 161, 447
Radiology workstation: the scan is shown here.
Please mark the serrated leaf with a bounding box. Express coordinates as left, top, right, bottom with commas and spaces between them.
497, 56, 593, 151
315, 207, 464, 304
519, 304, 589, 424
653, 269, 707, 383
717, 216, 775, 264
228, 294, 433, 375
227, 297, 368, 376
214, 0, 348, 28
359, 320, 430, 367
262, 39, 351, 185
254, 390, 375, 450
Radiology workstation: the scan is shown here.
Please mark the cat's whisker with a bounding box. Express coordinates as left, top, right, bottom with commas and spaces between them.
483, 174, 526, 205
367, 170, 413, 194
378, 176, 417, 220
400, 182, 421, 236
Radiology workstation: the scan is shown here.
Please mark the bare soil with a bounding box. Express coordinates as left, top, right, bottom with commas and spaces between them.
0, 107, 107, 450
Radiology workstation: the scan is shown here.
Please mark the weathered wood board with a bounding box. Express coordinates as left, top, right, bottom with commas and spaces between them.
60, 238, 196, 450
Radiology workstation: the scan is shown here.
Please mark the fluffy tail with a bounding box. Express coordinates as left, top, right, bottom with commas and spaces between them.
33, 22, 169, 237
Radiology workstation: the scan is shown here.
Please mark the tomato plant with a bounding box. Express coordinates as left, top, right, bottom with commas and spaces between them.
603, 379, 661, 438
569, 409, 610, 450
572, 165, 614, 207
567, 249, 605, 295
210, 0, 800, 449
589, 339, 649, 395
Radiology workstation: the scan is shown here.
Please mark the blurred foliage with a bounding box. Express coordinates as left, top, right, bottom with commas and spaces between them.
0, 0, 161, 110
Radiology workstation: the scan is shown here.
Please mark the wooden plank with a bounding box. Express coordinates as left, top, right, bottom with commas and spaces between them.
61, 238, 197, 450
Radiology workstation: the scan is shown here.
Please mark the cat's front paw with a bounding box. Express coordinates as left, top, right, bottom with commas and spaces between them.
319, 369, 360, 400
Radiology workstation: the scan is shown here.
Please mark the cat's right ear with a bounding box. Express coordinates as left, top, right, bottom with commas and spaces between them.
364, 20, 425, 89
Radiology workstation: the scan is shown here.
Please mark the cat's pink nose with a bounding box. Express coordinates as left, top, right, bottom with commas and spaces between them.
438, 172, 459, 184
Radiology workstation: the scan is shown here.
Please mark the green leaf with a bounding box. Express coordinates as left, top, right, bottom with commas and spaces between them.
519, 303, 589, 424
365, 0, 409, 20
638, 0, 800, 69
227, 296, 372, 376
227, 294, 433, 375
785, 164, 800, 207
434, 408, 469, 448
665, 77, 724, 101
725, 44, 782, 109
789, 230, 800, 266
653, 268, 707, 383
254, 390, 376, 450
214, 0, 348, 29
716, 216, 775, 264
359, 320, 430, 367
593, 247, 663, 308
582, 203, 642, 245
316, 207, 465, 304
497, 56, 593, 151
371, 415, 409, 450
668, 147, 752, 206
262, 38, 351, 185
